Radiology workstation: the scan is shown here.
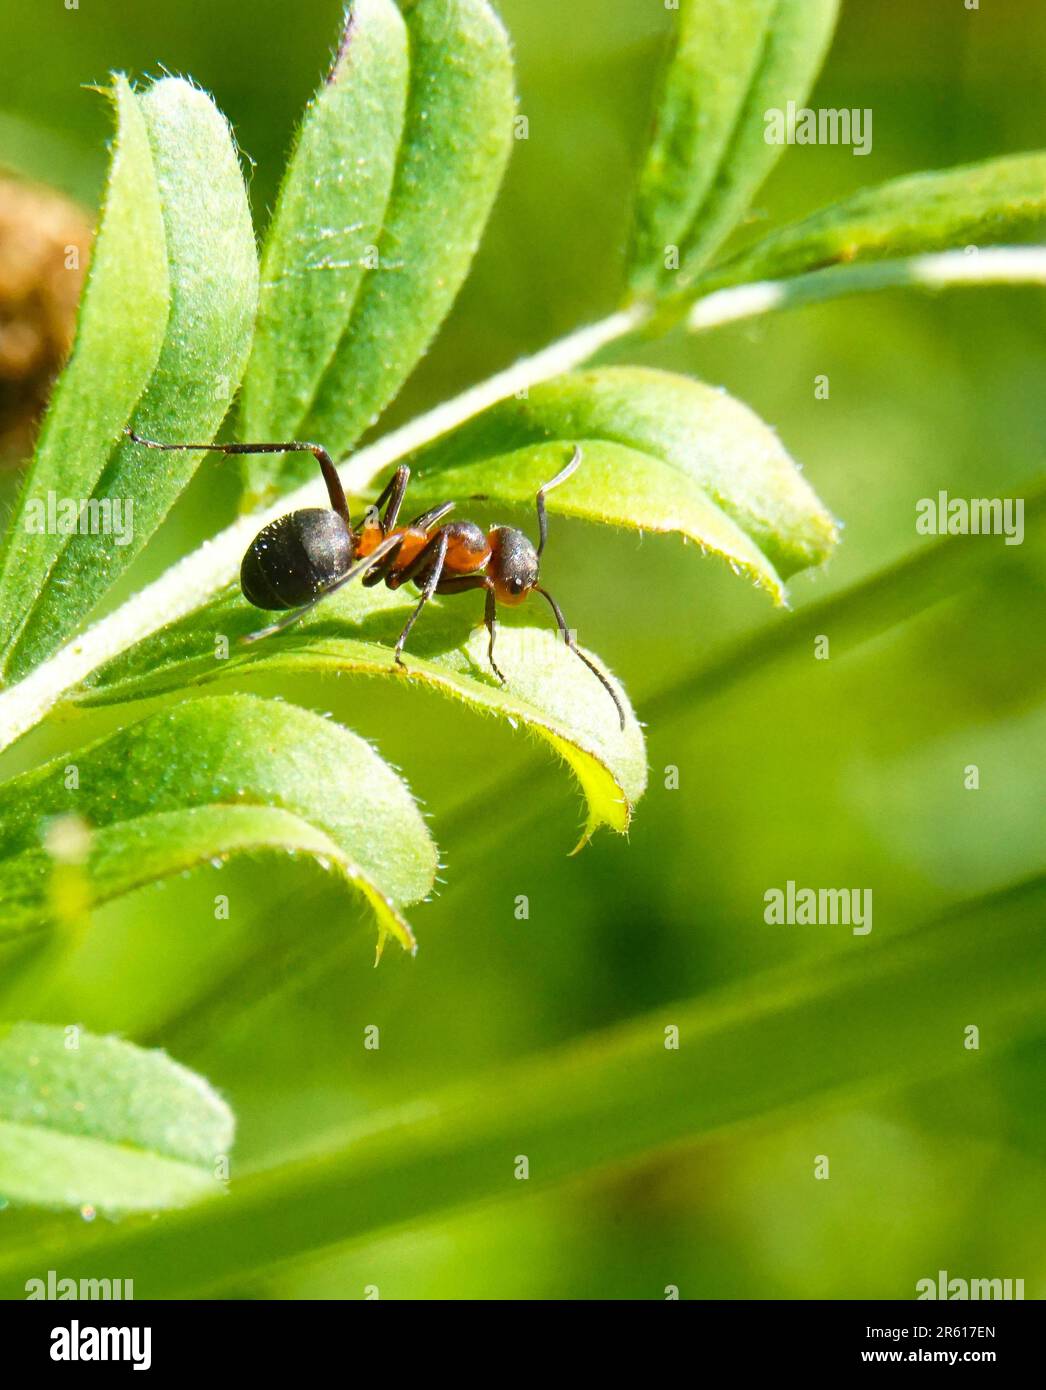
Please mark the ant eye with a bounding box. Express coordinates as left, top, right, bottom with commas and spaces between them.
510, 578, 524, 594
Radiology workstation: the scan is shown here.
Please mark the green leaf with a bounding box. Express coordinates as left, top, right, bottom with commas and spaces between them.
242, 0, 515, 500
0, 694, 435, 953
628, 0, 777, 295
696, 150, 1046, 293
4, 77, 259, 681
627, 0, 840, 296
0, 76, 169, 669
5, 874, 1042, 1291
404, 367, 838, 597
0, 1022, 232, 1215
73, 587, 645, 844
240, 0, 409, 467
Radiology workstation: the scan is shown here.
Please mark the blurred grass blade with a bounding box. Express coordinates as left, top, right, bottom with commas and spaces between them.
627, 0, 840, 297
0, 694, 435, 952
0, 807, 409, 950
243, 0, 515, 499
404, 367, 838, 596
0, 76, 169, 671
73, 590, 646, 843
5, 77, 259, 681
695, 150, 1046, 294
5, 874, 1043, 1293
649, 482, 1046, 721
240, 0, 408, 474
0, 1022, 232, 1216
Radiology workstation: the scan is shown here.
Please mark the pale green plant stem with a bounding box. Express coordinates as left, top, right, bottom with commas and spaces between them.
686, 245, 1046, 328
0, 245, 1042, 754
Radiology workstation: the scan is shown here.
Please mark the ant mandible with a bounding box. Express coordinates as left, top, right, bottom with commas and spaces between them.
125, 429, 626, 729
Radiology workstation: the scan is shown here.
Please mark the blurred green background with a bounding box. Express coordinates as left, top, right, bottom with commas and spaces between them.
1, 0, 1044, 1298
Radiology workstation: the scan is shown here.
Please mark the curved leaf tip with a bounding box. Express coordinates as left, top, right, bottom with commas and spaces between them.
74, 593, 646, 847
405, 366, 839, 598
0, 694, 436, 956
0, 1022, 232, 1216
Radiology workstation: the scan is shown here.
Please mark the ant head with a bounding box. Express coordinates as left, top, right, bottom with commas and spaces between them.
488, 526, 539, 605
487, 445, 583, 606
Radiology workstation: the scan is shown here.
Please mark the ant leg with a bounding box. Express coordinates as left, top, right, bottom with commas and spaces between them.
534, 584, 626, 731
124, 429, 350, 525
364, 464, 410, 535
241, 533, 402, 644
484, 585, 504, 684
390, 530, 449, 668
361, 535, 404, 588
408, 500, 455, 531
433, 575, 504, 683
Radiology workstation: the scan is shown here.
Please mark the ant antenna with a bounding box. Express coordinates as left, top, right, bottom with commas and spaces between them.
535, 445, 581, 557
535, 585, 626, 731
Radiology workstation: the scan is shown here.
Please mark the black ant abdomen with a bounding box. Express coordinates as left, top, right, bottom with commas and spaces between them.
240, 508, 354, 610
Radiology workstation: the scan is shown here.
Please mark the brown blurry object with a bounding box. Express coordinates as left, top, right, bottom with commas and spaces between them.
0, 173, 92, 465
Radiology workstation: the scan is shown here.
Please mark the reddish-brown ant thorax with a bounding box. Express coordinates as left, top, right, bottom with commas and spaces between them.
359, 524, 427, 570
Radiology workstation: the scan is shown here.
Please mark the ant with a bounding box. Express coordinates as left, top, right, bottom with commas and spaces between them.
125, 429, 626, 729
